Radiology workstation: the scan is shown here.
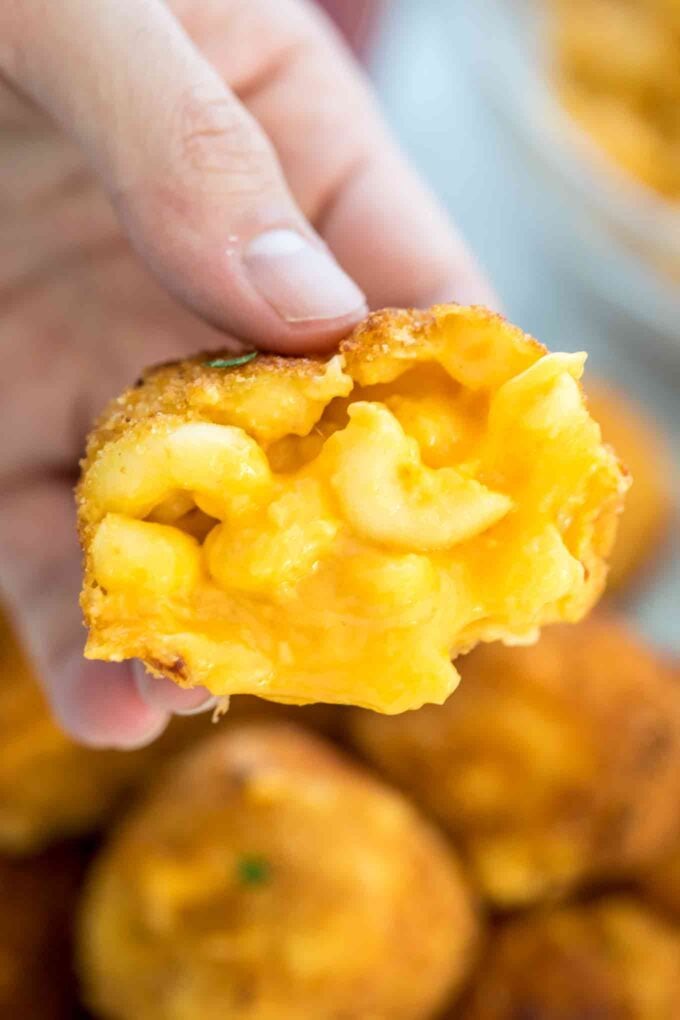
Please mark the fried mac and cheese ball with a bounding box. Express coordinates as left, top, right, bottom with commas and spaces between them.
587, 382, 675, 593
0, 845, 86, 1019
458, 896, 680, 1020
0, 608, 203, 854
78, 305, 626, 713
79, 724, 478, 1020
350, 616, 680, 907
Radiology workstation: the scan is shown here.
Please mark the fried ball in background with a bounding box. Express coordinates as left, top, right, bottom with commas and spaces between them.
0, 843, 86, 1019
0, 608, 344, 854
79, 724, 479, 1020
587, 382, 675, 593
457, 895, 680, 1020
350, 616, 680, 907
78, 305, 627, 714
0, 608, 210, 853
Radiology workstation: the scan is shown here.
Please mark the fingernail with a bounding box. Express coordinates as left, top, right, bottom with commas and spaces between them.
111, 713, 171, 751
176, 695, 218, 717
134, 662, 216, 716
53, 657, 169, 750
243, 229, 366, 323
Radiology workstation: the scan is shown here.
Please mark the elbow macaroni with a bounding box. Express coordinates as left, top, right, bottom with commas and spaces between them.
77, 306, 628, 713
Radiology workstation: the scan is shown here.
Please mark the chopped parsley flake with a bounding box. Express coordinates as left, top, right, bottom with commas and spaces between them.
205, 352, 258, 369
237, 855, 271, 886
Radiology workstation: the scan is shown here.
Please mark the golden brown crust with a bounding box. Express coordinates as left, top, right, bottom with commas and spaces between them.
79, 723, 479, 1020
349, 615, 680, 906
78, 306, 541, 486
458, 895, 680, 1020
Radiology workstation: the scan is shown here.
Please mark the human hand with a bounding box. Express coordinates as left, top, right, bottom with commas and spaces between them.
0, 0, 494, 748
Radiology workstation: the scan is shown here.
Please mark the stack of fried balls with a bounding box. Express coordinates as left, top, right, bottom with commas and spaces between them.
0, 306, 677, 1018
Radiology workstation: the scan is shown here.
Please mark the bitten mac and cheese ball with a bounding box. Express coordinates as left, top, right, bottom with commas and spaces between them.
79, 725, 478, 1020
586, 382, 674, 593
458, 896, 680, 1020
350, 616, 680, 906
0, 608, 203, 854
78, 306, 627, 713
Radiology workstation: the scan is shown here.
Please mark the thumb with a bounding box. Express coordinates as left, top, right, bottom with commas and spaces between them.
0, 0, 366, 352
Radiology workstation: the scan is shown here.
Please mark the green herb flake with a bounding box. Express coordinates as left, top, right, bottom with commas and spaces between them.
205, 352, 258, 369
237, 855, 271, 887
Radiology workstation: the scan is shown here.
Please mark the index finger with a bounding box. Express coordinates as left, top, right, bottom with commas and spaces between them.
194, 0, 497, 310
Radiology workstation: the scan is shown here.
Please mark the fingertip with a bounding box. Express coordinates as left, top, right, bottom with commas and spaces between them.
241, 228, 367, 348
48, 656, 170, 750
427, 264, 501, 312
133, 662, 217, 716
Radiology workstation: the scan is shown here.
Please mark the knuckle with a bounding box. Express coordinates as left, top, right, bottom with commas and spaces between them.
176, 87, 276, 190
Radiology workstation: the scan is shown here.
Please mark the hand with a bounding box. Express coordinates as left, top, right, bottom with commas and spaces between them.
0, 0, 494, 748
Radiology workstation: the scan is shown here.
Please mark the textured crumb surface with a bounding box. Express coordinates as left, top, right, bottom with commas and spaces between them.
78, 304, 627, 712
350, 615, 680, 906
78, 724, 479, 1020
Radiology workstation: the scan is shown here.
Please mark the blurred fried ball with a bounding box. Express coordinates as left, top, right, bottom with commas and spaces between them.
0, 844, 86, 1019
553, 0, 680, 200
78, 305, 626, 714
0, 608, 208, 853
350, 615, 680, 907
587, 381, 675, 592
79, 724, 479, 1020
458, 895, 680, 1019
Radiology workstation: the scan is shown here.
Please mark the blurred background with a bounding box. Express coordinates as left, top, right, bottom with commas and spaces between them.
370, 0, 678, 651
2, 1, 679, 1017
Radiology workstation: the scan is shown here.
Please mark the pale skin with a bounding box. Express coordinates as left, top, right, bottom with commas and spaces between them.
0, 0, 495, 748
